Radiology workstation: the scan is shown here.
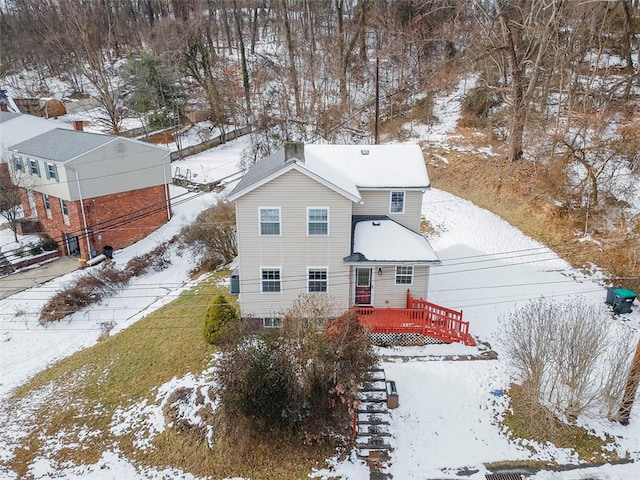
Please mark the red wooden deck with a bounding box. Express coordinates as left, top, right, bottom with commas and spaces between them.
353, 290, 476, 346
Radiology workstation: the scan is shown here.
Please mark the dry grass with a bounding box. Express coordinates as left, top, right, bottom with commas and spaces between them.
502, 384, 616, 464
5, 270, 338, 479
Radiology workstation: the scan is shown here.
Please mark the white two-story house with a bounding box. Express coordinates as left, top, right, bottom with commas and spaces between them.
227, 142, 443, 327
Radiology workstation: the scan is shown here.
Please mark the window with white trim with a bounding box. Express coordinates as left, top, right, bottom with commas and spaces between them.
45, 163, 59, 182
308, 208, 329, 235
43, 193, 52, 219
261, 267, 281, 293
262, 317, 282, 328
27, 190, 38, 218
395, 265, 413, 285
308, 267, 328, 293
259, 207, 281, 235
60, 199, 70, 225
29, 159, 41, 177
390, 191, 405, 213
12, 155, 24, 172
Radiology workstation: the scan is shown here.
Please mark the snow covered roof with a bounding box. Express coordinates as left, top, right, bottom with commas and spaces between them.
344, 216, 441, 264
0, 112, 72, 155
7, 128, 167, 163
228, 143, 429, 202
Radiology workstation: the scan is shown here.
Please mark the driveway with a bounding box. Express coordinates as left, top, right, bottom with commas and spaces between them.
0, 256, 79, 300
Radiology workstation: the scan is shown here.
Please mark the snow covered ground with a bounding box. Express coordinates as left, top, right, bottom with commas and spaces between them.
2, 80, 640, 479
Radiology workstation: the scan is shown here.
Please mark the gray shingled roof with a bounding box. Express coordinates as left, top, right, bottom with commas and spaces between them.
228, 148, 285, 197
0, 111, 21, 122
8, 128, 115, 162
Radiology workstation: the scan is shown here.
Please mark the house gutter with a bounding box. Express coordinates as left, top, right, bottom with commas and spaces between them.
162, 152, 171, 221
72, 167, 92, 259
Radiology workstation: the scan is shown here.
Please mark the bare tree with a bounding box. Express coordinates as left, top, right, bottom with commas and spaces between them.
0, 168, 23, 242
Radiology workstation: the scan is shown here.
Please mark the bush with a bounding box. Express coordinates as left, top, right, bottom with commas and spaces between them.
461, 86, 500, 126
203, 295, 238, 344
181, 201, 237, 272
215, 299, 376, 441
40, 235, 59, 251
29, 243, 43, 255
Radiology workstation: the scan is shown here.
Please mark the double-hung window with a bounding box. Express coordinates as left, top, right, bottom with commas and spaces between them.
259, 207, 281, 235
261, 267, 281, 293
43, 193, 52, 218
308, 208, 329, 235
45, 163, 59, 182
395, 266, 413, 285
29, 159, 41, 177
308, 268, 328, 293
12, 155, 24, 172
60, 199, 70, 225
390, 191, 405, 214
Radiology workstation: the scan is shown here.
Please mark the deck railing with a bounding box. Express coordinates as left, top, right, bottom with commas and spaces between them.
353, 290, 475, 346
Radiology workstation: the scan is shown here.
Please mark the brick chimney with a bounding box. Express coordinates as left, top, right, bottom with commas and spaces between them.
0, 103, 7, 112
284, 141, 305, 164
73, 120, 84, 131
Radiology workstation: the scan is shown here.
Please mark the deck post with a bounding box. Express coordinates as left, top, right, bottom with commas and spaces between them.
406, 289, 411, 309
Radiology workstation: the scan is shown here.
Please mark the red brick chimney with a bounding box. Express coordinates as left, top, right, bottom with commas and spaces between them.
73, 120, 84, 131
0, 103, 8, 112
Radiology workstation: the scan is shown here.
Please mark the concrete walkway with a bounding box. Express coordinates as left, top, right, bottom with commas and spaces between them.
0, 256, 80, 300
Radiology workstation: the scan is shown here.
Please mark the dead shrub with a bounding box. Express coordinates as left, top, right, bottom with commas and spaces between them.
39, 241, 174, 324
181, 201, 237, 272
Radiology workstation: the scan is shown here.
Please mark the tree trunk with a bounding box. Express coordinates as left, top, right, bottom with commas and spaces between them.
617, 338, 640, 425
232, 0, 252, 120
279, 0, 301, 118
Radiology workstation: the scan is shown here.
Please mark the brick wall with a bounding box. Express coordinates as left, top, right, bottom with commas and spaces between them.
19, 185, 171, 259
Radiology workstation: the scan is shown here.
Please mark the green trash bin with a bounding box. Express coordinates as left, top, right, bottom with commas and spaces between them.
606, 287, 637, 314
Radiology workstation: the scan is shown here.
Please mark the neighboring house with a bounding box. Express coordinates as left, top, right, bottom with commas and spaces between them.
0, 111, 73, 178
227, 142, 442, 326
5, 127, 172, 259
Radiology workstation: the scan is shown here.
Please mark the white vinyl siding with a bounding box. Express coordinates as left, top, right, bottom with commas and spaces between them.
353, 190, 423, 230
370, 265, 430, 308
308, 267, 328, 292
261, 267, 282, 293
259, 207, 281, 235
235, 170, 352, 318
308, 207, 329, 235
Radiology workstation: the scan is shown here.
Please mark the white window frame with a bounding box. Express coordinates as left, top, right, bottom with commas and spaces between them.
45, 162, 59, 182
395, 265, 413, 285
27, 190, 38, 218
262, 317, 282, 328
307, 207, 329, 236
42, 193, 52, 219
259, 207, 281, 236
12, 155, 24, 172
390, 190, 405, 214
60, 198, 70, 225
260, 267, 282, 293
29, 159, 41, 177
307, 267, 328, 293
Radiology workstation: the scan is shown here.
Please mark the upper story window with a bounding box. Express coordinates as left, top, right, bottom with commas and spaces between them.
29, 159, 41, 177
259, 207, 281, 235
12, 155, 24, 172
308, 208, 329, 235
261, 267, 281, 293
395, 265, 413, 285
390, 191, 405, 214
45, 163, 59, 182
308, 267, 328, 292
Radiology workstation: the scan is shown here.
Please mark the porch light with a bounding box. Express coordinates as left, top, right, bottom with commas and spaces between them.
378, 267, 383, 276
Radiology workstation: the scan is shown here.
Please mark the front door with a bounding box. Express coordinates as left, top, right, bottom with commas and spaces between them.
64, 233, 80, 257
355, 268, 372, 305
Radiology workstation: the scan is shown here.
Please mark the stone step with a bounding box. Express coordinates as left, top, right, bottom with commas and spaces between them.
357, 391, 387, 401
357, 424, 391, 435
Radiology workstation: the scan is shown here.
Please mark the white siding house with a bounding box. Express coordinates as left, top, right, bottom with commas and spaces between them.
227, 142, 441, 324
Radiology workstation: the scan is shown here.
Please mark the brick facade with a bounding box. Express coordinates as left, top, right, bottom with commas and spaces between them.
19, 184, 171, 259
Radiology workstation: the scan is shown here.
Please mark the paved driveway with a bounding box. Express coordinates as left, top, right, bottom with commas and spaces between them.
0, 256, 79, 300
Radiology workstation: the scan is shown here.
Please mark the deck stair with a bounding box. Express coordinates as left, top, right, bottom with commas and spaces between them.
355, 368, 393, 464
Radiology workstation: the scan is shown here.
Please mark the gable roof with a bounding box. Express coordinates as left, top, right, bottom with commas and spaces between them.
0, 112, 72, 153
8, 128, 168, 163
228, 143, 429, 202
